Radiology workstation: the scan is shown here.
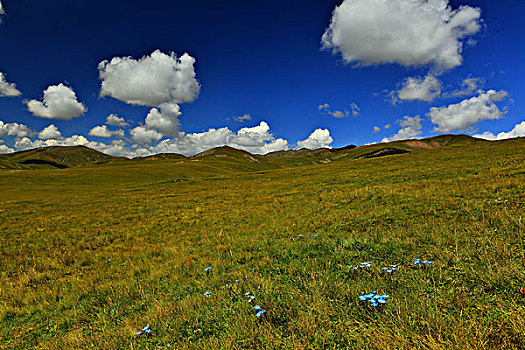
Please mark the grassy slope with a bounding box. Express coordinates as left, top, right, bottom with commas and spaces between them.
0, 138, 524, 349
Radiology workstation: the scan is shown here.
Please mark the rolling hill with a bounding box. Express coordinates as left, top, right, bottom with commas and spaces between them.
0, 135, 511, 171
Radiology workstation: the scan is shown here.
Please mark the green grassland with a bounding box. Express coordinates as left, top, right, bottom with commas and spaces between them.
0, 136, 524, 349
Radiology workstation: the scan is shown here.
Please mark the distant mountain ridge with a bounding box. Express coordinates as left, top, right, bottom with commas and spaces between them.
0, 134, 516, 170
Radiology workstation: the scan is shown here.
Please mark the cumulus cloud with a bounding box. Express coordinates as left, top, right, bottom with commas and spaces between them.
428, 90, 509, 132
38, 124, 62, 140
447, 77, 484, 97
319, 103, 359, 118
473, 121, 525, 141
382, 115, 423, 142
373, 126, 381, 133
390, 75, 442, 103
26, 83, 87, 120
98, 50, 200, 107
105, 114, 129, 127
0, 144, 14, 154
0, 120, 34, 138
322, 0, 482, 71
130, 126, 163, 144
151, 121, 289, 156
99, 50, 200, 138
297, 129, 334, 150
0, 1, 5, 22
88, 125, 125, 138
0, 72, 22, 97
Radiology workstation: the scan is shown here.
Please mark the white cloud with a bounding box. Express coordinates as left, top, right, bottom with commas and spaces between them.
319, 103, 359, 118
384, 124, 391, 129
144, 103, 181, 137
428, 90, 509, 132
130, 126, 163, 144
322, 0, 482, 71
297, 129, 333, 150
105, 114, 129, 127
0, 72, 22, 97
447, 77, 484, 97
26, 83, 87, 120
473, 121, 525, 141
0, 1, 5, 22
382, 115, 423, 142
0, 145, 14, 154
88, 125, 125, 138
391, 75, 442, 103
38, 124, 62, 140
373, 126, 381, 133
98, 50, 200, 107
151, 121, 289, 156
0, 120, 34, 138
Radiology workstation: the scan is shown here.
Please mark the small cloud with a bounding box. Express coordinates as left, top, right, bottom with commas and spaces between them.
0, 72, 22, 97
26, 83, 87, 120
389, 75, 442, 104
473, 121, 525, 141
384, 124, 391, 129
0, 120, 34, 138
88, 125, 125, 138
105, 114, 129, 127
297, 129, 333, 149
382, 115, 423, 142
0, 145, 14, 154
446, 77, 484, 98
233, 114, 252, 123
373, 126, 381, 133
38, 124, 63, 140
428, 90, 509, 133
319, 102, 358, 118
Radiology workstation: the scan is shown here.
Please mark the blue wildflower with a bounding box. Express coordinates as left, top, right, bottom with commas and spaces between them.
255, 309, 267, 318
204, 291, 211, 296
136, 324, 151, 336
298, 234, 303, 238
204, 266, 212, 273
253, 305, 262, 311
245, 292, 251, 296
290, 237, 295, 241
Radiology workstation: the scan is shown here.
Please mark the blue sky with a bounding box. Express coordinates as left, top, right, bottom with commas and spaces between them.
0, 0, 523, 156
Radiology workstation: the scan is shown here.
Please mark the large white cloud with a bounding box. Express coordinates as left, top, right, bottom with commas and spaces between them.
382, 115, 423, 142
88, 125, 125, 138
98, 50, 200, 107
0, 120, 34, 138
26, 83, 87, 120
322, 0, 482, 71
428, 90, 509, 132
473, 121, 525, 141
297, 129, 333, 150
105, 114, 129, 127
38, 124, 63, 140
391, 75, 442, 103
0, 72, 22, 97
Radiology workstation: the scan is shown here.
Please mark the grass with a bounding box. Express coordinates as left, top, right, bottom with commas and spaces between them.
0, 137, 524, 349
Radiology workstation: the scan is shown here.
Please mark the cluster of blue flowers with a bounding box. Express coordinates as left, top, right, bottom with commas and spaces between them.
412, 259, 433, 266
381, 265, 400, 273
349, 262, 372, 270
245, 292, 267, 318
135, 324, 151, 337
290, 234, 317, 241
359, 291, 389, 308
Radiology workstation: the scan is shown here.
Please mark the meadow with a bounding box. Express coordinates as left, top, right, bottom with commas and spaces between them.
0, 137, 524, 349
